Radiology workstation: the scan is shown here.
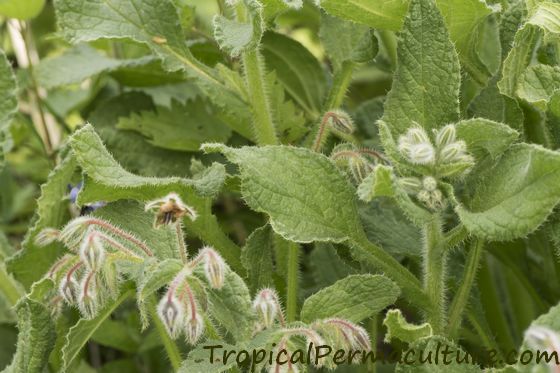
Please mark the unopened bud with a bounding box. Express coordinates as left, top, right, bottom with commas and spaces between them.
349, 156, 374, 183
439, 141, 467, 164
157, 294, 186, 339
435, 124, 456, 148
325, 110, 354, 135
200, 247, 227, 289
408, 143, 436, 165
306, 330, 327, 367
79, 231, 106, 271
407, 127, 430, 145
35, 228, 61, 247
59, 275, 80, 304
253, 288, 282, 328
321, 318, 371, 354
145, 193, 197, 228
185, 311, 204, 344
78, 271, 99, 319
422, 176, 437, 192
399, 177, 422, 194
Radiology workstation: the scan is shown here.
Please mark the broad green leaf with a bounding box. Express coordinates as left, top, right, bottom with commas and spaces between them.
357, 165, 394, 201
36, 44, 157, 89
300, 274, 400, 323
261, 0, 303, 20
320, 13, 378, 71
517, 64, 560, 110
457, 144, 560, 241
381, 0, 460, 135
62, 288, 134, 371
455, 118, 519, 160
2, 281, 56, 373
203, 144, 361, 243
0, 263, 24, 311
241, 225, 275, 292
198, 270, 255, 341
436, 0, 493, 84
527, 2, 560, 34
395, 336, 482, 372
0, 0, 44, 19
261, 32, 326, 116
117, 99, 232, 151
383, 309, 432, 344
91, 319, 139, 353
309, 244, 356, 289
359, 198, 423, 257
316, 0, 408, 31
213, 0, 263, 57
6, 155, 76, 289
500, 0, 527, 61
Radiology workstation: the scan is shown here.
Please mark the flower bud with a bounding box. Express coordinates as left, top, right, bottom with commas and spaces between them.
406, 127, 430, 145
435, 124, 456, 148
253, 288, 282, 328
185, 311, 204, 345
439, 141, 467, 164
35, 228, 61, 247
399, 177, 422, 194
320, 318, 371, 353
79, 231, 106, 271
349, 156, 374, 183
59, 275, 80, 304
78, 271, 99, 319
145, 193, 197, 228
408, 143, 436, 165
157, 294, 186, 339
200, 246, 227, 289
306, 330, 327, 367
422, 176, 437, 192
325, 110, 354, 135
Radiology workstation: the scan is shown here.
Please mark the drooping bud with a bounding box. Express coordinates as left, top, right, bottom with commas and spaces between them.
305, 330, 327, 367
398, 177, 422, 194
59, 274, 80, 304
253, 288, 283, 328
319, 319, 372, 354
408, 143, 436, 165
348, 155, 374, 183
78, 270, 99, 319
79, 231, 106, 271
200, 246, 227, 289
407, 127, 430, 145
35, 228, 61, 247
422, 176, 437, 192
439, 140, 467, 164
435, 124, 456, 148
60, 216, 91, 248
145, 193, 197, 228
157, 293, 186, 339
184, 311, 204, 345
325, 110, 355, 135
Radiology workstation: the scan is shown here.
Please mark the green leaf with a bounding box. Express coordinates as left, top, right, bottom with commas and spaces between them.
319, 13, 378, 71
300, 274, 400, 323
91, 319, 139, 353
2, 281, 56, 373
6, 155, 76, 289
383, 309, 432, 344
309, 244, 356, 289
62, 288, 134, 371
316, 0, 407, 31
395, 335, 482, 372
116, 99, 232, 151
457, 144, 560, 241
455, 118, 519, 160
0, 49, 17, 131
517, 64, 560, 110
199, 270, 255, 341
203, 144, 361, 243
261, 32, 326, 116
357, 165, 394, 202
380, 0, 460, 136
35, 44, 157, 89
527, 1, 560, 34
0, 0, 45, 19
241, 225, 275, 292
213, 0, 264, 57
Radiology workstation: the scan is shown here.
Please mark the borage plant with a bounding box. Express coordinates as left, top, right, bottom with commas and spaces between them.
3, 0, 560, 372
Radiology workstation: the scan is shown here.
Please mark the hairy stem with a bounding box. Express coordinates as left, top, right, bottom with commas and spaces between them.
447, 238, 484, 337
323, 60, 355, 111
423, 215, 446, 334
286, 242, 299, 322
351, 232, 432, 312
242, 48, 278, 145
175, 223, 188, 264
148, 297, 182, 370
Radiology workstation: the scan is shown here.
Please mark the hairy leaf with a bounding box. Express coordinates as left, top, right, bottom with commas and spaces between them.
517, 64, 560, 110
301, 274, 400, 323
316, 0, 407, 31
455, 118, 519, 160
241, 225, 275, 292
381, 0, 460, 135
0, 0, 45, 19
457, 144, 560, 240
383, 309, 432, 344
213, 0, 263, 57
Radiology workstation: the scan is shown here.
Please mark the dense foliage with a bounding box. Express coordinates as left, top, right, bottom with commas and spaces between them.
2, 0, 560, 372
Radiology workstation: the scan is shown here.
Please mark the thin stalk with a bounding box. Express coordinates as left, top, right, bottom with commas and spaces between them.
423, 215, 446, 334
447, 238, 484, 337
351, 232, 432, 312
85, 218, 154, 257
175, 223, 188, 264
242, 48, 278, 145
286, 242, 299, 322
323, 60, 355, 111
148, 297, 182, 371
377, 30, 398, 70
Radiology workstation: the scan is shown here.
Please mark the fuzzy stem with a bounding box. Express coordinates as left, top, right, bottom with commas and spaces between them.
423, 215, 446, 334
175, 223, 188, 264
447, 238, 484, 338
323, 60, 355, 111
444, 224, 468, 251
378, 30, 398, 69
286, 242, 299, 323
97, 233, 144, 261
351, 232, 432, 312
242, 48, 278, 145
85, 219, 154, 257
148, 297, 182, 370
